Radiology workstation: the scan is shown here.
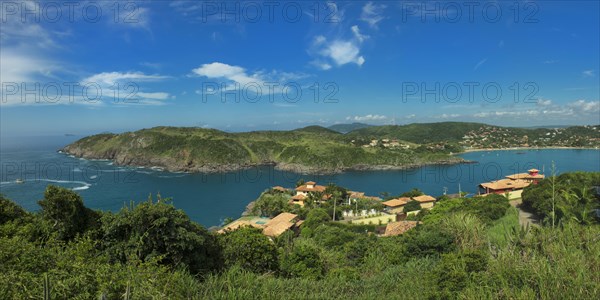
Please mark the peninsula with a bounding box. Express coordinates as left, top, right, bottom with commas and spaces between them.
62, 122, 600, 173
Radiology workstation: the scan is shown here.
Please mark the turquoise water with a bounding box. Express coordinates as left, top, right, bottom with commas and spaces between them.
1, 135, 599, 227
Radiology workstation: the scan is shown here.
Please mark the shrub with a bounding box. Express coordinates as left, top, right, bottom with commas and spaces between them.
100, 197, 222, 275
219, 227, 278, 274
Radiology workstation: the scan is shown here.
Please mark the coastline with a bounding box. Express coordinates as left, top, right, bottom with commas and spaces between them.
458, 146, 599, 154
59, 149, 466, 175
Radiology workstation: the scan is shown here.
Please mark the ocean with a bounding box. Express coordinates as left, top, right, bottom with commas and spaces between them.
1, 135, 599, 227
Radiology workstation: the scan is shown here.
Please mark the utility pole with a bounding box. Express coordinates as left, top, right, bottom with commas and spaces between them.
332, 195, 337, 221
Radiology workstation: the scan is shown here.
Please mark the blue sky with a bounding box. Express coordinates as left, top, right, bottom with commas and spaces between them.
1, 0, 599, 136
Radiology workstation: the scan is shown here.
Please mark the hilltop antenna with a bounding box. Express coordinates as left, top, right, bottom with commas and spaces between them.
458, 183, 462, 195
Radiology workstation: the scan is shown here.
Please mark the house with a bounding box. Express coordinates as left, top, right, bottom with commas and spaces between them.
217, 216, 271, 234
382, 197, 410, 214
412, 195, 436, 209
295, 181, 326, 196
290, 194, 306, 206
505, 169, 545, 183
293, 181, 330, 206
262, 212, 299, 237
480, 168, 545, 195
480, 179, 530, 194
383, 221, 420, 237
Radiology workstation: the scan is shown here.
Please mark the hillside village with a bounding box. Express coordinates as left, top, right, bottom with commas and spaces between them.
219, 168, 547, 239
351, 124, 600, 151
459, 125, 600, 149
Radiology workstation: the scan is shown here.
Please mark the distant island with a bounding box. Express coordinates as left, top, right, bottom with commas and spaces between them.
61, 122, 600, 174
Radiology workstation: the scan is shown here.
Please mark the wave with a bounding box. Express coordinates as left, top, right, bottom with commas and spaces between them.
37, 179, 91, 191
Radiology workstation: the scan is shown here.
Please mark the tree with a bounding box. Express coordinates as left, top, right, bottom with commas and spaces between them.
38, 185, 99, 241
279, 240, 325, 280
0, 195, 27, 224
303, 208, 330, 229
100, 196, 222, 275
401, 188, 424, 198
219, 227, 278, 273
403, 200, 422, 213
251, 193, 290, 217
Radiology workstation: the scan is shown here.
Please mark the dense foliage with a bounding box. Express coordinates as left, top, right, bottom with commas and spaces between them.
2, 176, 600, 299
522, 171, 600, 225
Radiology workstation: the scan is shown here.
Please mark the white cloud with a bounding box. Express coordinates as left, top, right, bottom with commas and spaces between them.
351, 25, 369, 43
360, 2, 386, 28
322, 40, 365, 66
191, 62, 310, 96
346, 114, 387, 122
568, 100, 599, 114
137, 92, 170, 100
192, 62, 262, 86
543, 60, 558, 64
582, 70, 595, 77
309, 25, 368, 70
435, 113, 461, 119
471, 100, 599, 121
536, 99, 552, 107
81, 72, 168, 86
474, 58, 488, 71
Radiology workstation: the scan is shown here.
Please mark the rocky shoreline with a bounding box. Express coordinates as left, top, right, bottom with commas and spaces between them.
60, 145, 467, 175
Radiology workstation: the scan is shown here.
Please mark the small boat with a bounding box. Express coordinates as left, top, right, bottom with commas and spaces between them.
15, 179, 24, 184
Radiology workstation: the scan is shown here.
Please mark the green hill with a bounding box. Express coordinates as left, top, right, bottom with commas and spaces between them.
327, 122, 373, 133
63, 125, 460, 173
62, 123, 600, 173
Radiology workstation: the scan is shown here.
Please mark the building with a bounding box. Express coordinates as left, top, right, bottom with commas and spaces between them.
383, 221, 420, 237
412, 195, 437, 209
262, 212, 299, 237
505, 169, 545, 183
291, 181, 330, 206
290, 194, 306, 206
295, 181, 326, 196
382, 197, 410, 214
479, 169, 545, 195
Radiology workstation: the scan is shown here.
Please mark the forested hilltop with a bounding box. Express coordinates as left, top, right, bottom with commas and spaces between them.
1, 172, 599, 299
62, 122, 600, 173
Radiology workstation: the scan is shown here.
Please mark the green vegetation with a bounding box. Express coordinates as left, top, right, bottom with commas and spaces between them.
2, 174, 600, 299
522, 171, 600, 225
348, 122, 600, 149
65, 122, 599, 174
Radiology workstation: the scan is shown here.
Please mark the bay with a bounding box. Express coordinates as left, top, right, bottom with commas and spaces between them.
1, 135, 599, 227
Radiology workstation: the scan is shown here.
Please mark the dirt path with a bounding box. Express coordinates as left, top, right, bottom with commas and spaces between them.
510, 199, 539, 227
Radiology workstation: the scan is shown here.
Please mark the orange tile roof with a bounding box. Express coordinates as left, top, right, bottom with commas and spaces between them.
480, 179, 531, 191
349, 191, 365, 199
218, 220, 264, 234
505, 173, 545, 180
272, 186, 288, 192
305, 181, 316, 185
291, 194, 306, 200
295, 185, 327, 192
383, 221, 420, 236
263, 212, 298, 237
382, 197, 410, 207
412, 195, 436, 203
